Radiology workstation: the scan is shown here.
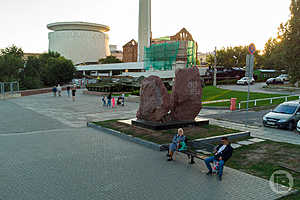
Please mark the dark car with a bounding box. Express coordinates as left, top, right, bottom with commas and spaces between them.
263, 101, 300, 130
266, 78, 283, 85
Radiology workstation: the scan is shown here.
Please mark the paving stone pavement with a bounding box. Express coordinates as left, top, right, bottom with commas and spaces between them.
0, 92, 294, 199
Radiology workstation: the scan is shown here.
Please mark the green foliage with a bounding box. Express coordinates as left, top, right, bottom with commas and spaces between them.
41, 56, 75, 86
262, 0, 300, 83
206, 46, 263, 69
0, 45, 75, 89
99, 56, 122, 64
0, 45, 24, 82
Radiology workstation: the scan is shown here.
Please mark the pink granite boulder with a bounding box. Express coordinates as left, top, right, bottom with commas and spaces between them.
136, 76, 171, 122
171, 67, 203, 121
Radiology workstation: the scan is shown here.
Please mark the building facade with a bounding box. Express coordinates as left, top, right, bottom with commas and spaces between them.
47, 22, 111, 65
123, 39, 138, 63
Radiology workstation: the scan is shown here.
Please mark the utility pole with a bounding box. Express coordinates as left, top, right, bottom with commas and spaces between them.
213, 46, 217, 87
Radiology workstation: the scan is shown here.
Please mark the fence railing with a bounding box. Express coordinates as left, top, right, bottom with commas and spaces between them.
0, 81, 20, 98
238, 95, 300, 109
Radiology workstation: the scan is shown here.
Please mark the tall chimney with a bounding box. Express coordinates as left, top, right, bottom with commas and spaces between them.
138, 0, 151, 62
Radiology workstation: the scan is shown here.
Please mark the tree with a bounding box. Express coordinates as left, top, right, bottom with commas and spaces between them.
40, 52, 76, 86
281, 0, 300, 83
99, 56, 122, 64
21, 56, 42, 89
206, 46, 262, 69
0, 45, 24, 82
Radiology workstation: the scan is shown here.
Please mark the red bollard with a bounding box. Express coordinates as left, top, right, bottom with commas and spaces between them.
230, 98, 237, 111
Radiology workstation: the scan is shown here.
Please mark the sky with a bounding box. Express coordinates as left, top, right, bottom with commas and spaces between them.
0, 0, 291, 53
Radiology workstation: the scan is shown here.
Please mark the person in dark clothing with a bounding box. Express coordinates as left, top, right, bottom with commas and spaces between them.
71, 85, 76, 102
66, 85, 71, 97
204, 137, 233, 181
107, 93, 112, 107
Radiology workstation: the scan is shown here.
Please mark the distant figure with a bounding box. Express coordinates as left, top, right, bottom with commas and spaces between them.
72, 84, 76, 102
122, 93, 125, 106
112, 97, 115, 108
52, 86, 57, 97
66, 85, 71, 97
107, 93, 112, 107
117, 96, 122, 105
101, 96, 106, 107
57, 84, 62, 96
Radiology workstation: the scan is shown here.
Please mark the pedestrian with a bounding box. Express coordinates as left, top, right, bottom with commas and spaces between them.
101, 95, 106, 107
122, 93, 125, 106
66, 85, 71, 97
112, 97, 115, 108
107, 92, 112, 108
57, 84, 62, 96
52, 86, 57, 97
72, 84, 76, 102
167, 128, 186, 161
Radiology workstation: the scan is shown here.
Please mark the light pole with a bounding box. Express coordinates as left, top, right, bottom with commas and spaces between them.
213, 47, 217, 86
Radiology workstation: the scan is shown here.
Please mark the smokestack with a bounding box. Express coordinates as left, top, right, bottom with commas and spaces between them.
138, 0, 151, 62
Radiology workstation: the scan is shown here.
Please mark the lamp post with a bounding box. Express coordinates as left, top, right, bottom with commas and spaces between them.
213, 47, 217, 86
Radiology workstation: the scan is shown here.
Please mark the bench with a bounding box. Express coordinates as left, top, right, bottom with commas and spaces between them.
162, 138, 215, 164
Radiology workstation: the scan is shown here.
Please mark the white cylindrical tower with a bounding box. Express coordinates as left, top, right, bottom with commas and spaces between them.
138, 0, 151, 62
47, 22, 110, 65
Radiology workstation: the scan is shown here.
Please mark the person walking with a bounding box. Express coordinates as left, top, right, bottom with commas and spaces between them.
112, 97, 115, 108
57, 84, 62, 96
107, 93, 112, 108
71, 84, 77, 102
101, 96, 106, 107
66, 85, 71, 97
121, 93, 125, 106
52, 86, 57, 97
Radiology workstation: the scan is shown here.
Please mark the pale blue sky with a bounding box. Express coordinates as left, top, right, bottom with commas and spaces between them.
0, 0, 291, 53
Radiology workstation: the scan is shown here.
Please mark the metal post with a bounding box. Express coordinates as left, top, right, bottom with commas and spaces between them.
10, 82, 13, 94
213, 46, 217, 87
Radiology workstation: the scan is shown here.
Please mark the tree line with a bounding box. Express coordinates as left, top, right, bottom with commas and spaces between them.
206, 0, 300, 84
0, 45, 76, 90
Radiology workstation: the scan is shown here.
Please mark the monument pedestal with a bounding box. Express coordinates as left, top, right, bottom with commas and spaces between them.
131, 117, 209, 130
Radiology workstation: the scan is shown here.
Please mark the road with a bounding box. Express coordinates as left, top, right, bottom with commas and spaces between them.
218, 82, 300, 95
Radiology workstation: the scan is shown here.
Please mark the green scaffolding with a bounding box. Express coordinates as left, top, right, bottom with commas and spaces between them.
144, 41, 197, 71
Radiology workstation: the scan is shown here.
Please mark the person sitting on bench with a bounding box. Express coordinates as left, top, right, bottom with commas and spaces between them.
204, 137, 233, 181
167, 128, 186, 161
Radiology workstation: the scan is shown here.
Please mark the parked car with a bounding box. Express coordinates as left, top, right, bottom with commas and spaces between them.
236, 77, 255, 85
263, 101, 300, 130
277, 74, 289, 81
297, 120, 300, 133
266, 77, 284, 85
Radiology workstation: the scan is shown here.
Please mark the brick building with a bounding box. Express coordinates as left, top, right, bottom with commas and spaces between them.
122, 39, 138, 63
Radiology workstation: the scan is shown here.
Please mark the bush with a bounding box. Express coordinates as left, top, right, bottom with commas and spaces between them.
131, 90, 140, 96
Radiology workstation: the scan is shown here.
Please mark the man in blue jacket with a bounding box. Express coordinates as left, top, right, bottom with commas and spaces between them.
204, 137, 233, 181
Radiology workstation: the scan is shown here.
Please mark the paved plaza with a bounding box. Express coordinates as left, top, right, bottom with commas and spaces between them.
0, 91, 292, 199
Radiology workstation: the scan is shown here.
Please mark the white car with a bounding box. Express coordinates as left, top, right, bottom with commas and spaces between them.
237, 77, 255, 85
277, 74, 289, 82
297, 120, 300, 133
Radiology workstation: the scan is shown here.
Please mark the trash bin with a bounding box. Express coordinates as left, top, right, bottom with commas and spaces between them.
230, 98, 237, 111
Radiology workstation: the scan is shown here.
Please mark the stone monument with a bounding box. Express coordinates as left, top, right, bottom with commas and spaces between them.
133, 67, 208, 130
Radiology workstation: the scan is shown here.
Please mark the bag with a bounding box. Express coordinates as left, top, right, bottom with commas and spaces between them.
212, 161, 219, 173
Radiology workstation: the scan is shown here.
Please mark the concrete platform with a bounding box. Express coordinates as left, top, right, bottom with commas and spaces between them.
131, 117, 209, 130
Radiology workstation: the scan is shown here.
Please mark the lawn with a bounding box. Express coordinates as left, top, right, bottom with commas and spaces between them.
226, 140, 300, 199
202, 86, 298, 109
93, 119, 239, 145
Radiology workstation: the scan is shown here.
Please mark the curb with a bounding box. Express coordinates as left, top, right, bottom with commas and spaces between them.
193, 131, 251, 145
87, 122, 162, 151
